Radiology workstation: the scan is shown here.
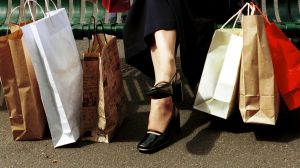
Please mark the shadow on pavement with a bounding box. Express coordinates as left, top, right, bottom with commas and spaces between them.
183, 111, 221, 155
254, 109, 300, 143
182, 99, 300, 155
113, 105, 149, 142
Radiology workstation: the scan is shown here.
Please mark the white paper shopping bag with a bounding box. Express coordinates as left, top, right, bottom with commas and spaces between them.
193, 3, 253, 119
20, 1, 82, 147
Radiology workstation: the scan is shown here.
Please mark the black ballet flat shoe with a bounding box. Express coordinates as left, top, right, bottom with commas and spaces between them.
137, 130, 172, 154
146, 72, 182, 100
137, 109, 181, 154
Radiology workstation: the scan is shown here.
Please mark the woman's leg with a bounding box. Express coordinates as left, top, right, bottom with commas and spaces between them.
148, 29, 177, 133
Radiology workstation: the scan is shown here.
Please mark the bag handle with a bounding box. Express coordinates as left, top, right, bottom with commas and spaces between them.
6, 4, 37, 35
96, 20, 108, 44
7, 6, 22, 26
87, 16, 102, 53
221, 2, 255, 29
6, 6, 23, 35
18, 0, 57, 24
6, 0, 49, 34
24, 0, 46, 22
45, 0, 58, 12
250, 2, 271, 25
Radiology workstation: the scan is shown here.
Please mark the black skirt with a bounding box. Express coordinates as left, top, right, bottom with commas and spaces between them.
123, 0, 241, 89
123, 0, 178, 82
143, 0, 177, 43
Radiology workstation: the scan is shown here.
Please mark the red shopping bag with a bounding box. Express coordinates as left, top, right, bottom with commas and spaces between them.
102, 0, 130, 12
254, 3, 300, 110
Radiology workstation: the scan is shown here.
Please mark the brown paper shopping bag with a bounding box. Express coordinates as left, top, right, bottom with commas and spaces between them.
80, 37, 101, 138
0, 29, 46, 140
239, 15, 279, 125
81, 33, 126, 143
0, 82, 4, 107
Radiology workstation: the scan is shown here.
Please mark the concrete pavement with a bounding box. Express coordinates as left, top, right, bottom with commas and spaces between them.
0, 40, 299, 168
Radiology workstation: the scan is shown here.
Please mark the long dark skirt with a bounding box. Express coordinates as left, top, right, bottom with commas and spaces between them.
123, 0, 178, 82
123, 0, 241, 89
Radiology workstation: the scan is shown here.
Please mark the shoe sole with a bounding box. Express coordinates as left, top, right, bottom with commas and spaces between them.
137, 141, 170, 154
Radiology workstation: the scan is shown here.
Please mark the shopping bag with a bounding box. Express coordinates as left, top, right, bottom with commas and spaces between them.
0, 28, 46, 140
81, 33, 127, 143
252, 4, 300, 110
0, 82, 4, 107
102, 0, 130, 12
193, 4, 250, 119
80, 36, 101, 139
19, 2, 82, 147
239, 14, 279, 125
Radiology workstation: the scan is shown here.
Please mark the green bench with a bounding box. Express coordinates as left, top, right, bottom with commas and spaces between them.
261, 0, 300, 45
0, 0, 125, 39
0, 0, 299, 44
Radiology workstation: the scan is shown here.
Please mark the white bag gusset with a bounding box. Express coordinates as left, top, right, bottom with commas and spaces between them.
193, 3, 254, 119
21, 1, 82, 147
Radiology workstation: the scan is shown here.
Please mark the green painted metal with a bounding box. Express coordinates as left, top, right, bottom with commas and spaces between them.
284, 22, 300, 37
96, 23, 124, 38
74, 22, 124, 39
23, 2, 33, 22
0, 0, 298, 41
36, 0, 47, 19
18, 1, 41, 23
60, 0, 69, 16
82, 5, 96, 39
290, 0, 300, 22
277, 0, 291, 22
84, 1, 94, 24
79, 1, 96, 39
265, 0, 277, 22
10, 0, 21, 23
81, 17, 96, 39
96, 0, 106, 22
71, 0, 81, 25
0, 1, 8, 24
48, 0, 58, 11
72, 0, 84, 38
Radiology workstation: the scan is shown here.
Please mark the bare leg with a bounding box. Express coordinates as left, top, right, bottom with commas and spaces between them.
147, 29, 177, 133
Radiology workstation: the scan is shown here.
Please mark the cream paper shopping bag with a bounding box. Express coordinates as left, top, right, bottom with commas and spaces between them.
193, 4, 254, 119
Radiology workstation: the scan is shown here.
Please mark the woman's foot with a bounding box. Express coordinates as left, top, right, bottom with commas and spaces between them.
137, 96, 180, 153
